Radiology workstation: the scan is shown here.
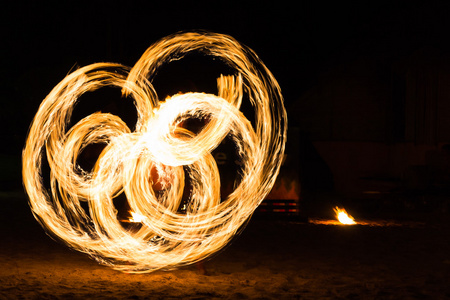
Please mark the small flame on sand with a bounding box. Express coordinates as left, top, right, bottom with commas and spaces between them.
334, 207, 356, 225
129, 211, 146, 223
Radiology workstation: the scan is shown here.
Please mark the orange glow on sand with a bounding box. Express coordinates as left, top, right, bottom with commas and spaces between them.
22, 31, 287, 273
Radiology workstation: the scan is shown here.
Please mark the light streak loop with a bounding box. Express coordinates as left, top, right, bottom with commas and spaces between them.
22, 32, 287, 273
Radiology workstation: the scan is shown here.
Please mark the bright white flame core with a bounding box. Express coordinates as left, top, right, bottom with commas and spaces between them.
334, 207, 356, 225
22, 32, 287, 273
129, 211, 146, 223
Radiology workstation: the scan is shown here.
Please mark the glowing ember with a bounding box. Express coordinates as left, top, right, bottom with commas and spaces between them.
22, 31, 287, 273
334, 207, 356, 225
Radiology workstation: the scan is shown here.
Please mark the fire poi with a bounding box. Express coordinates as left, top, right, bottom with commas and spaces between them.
22, 31, 287, 273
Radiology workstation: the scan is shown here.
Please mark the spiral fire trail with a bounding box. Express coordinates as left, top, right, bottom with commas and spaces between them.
22, 31, 287, 273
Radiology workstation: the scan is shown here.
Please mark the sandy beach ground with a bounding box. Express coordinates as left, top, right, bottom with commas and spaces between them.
0, 190, 449, 299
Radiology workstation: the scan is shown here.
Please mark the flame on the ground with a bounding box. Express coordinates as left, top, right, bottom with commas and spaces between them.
334, 207, 356, 225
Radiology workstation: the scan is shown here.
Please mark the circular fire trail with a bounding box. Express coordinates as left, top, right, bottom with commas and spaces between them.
22, 32, 287, 273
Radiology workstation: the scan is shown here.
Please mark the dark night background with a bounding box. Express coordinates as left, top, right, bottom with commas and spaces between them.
1, 1, 450, 299
3, 1, 450, 201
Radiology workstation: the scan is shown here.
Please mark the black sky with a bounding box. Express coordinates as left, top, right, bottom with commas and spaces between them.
2, 0, 450, 149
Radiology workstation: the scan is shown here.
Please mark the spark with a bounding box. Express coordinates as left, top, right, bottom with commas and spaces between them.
22, 31, 287, 273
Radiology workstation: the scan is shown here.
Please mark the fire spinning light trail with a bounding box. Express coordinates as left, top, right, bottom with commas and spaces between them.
22, 32, 287, 273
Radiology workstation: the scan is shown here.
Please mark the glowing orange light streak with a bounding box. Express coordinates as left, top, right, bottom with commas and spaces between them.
22, 31, 287, 273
